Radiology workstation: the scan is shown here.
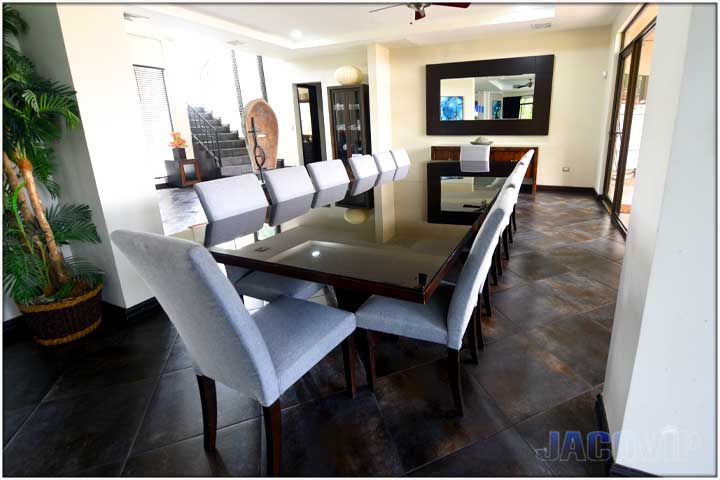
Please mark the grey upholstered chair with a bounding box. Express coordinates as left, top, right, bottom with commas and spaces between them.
194, 175, 324, 303
355, 207, 507, 416
390, 148, 411, 169
372, 151, 397, 174
507, 149, 534, 233
306, 159, 350, 190
111, 230, 357, 477
349, 154, 379, 180
264, 165, 316, 203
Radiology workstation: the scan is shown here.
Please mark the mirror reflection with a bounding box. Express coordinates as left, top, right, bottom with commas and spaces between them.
439, 74, 535, 121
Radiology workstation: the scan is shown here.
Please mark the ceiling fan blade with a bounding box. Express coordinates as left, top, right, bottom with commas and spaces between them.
415, 9, 426, 20
368, 4, 404, 13
433, 3, 471, 8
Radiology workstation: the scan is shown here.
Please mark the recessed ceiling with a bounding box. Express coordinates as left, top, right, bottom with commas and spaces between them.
125, 3, 623, 58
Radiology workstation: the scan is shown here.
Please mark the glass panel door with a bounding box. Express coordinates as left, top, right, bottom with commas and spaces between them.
605, 50, 634, 206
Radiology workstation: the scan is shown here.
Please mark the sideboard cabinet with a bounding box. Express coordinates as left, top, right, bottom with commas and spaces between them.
430, 145, 538, 193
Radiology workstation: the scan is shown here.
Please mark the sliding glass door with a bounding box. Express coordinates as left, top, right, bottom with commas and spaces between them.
603, 5, 657, 232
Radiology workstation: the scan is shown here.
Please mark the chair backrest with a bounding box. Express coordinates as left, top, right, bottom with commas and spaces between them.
394, 165, 410, 181
313, 184, 350, 208
373, 151, 397, 173
446, 207, 505, 349
263, 166, 316, 203
111, 230, 280, 405
194, 174, 268, 222
306, 159, 350, 190
519, 149, 535, 165
349, 154, 379, 180
460, 145, 491, 173
390, 148, 411, 168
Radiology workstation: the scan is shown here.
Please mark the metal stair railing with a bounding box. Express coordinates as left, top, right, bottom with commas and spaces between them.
187, 105, 223, 169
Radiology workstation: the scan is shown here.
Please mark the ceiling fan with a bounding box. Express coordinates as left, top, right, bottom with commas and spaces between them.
369, 3, 471, 21
513, 79, 534, 89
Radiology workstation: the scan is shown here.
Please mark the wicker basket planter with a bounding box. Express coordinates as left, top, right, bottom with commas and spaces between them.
18, 283, 103, 346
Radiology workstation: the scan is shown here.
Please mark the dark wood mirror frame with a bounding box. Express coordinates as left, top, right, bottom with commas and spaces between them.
426, 54, 554, 136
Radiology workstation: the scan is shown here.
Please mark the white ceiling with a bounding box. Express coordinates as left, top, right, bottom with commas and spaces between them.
125, 3, 622, 58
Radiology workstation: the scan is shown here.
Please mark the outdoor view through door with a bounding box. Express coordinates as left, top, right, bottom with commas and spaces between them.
296, 84, 323, 164
603, 4, 657, 231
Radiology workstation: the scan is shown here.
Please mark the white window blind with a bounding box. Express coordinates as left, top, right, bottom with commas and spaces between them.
133, 65, 174, 178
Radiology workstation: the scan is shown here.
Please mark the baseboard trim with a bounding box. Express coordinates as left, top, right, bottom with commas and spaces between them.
595, 393, 656, 477
536, 184, 598, 195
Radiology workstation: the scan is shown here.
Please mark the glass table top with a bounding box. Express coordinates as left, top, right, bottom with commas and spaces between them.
185, 175, 507, 303
440, 176, 506, 213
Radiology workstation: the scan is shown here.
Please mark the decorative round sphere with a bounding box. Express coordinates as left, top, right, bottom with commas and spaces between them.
344, 208, 369, 225
334, 65, 363, 86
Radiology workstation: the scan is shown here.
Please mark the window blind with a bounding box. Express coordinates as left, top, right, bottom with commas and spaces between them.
133, 65, 174, 179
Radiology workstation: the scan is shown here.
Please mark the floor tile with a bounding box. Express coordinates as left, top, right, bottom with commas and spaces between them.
466, 334, 590, 424
163, 337, 193, 373
488, 267, 527, 293
573, 259, 623, 289
538, 272, 617, 311
3, 405, 35, 446
480, 307, 521, 346
123, 420, 261, 477
584, 303, 616, 330
579, 238, 625, 261
409, 427, 551, 477
63, 461, 124, 477
132, 368, 260, 454
527, 313, 612, 386
3, 379, 154, 476
542, 244, 608, 270
3, 342, 69, 411
375, 359, 510, 472
491, 282, 581, 330
282, 390, 404, 476
516, 387, 607, 476
506, 252, 571, 281
371, 336, 448, 378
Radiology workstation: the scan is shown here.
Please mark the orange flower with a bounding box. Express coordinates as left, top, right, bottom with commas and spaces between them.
169, 131, 188, 148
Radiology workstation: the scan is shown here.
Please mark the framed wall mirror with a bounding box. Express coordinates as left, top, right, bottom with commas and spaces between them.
427, 55, 554, 135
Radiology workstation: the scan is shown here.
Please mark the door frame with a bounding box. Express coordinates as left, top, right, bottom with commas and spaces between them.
292, 82, 327, 165
601, 15, 657, 235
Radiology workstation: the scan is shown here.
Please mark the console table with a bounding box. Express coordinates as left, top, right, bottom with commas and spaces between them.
430, 145, 538, 194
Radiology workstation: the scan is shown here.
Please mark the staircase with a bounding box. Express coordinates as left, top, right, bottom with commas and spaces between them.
187, 106, 254, 180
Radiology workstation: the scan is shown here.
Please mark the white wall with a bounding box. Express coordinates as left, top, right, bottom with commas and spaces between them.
15, 4, 164, 309
263, 50, 368, 167
602, 4, 716, 475
439, 78, 475, 120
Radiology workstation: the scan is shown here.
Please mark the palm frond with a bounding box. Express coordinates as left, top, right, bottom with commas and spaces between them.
3, 243, 49, 304
64, 256, 103, 289
45, 203, 101, 244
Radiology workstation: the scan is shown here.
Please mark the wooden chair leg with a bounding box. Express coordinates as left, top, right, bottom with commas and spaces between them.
502, 228, 510, 261
196, 375, 217, 452
468, 309, 479, 364
362, 329, 377, 392
262, 401, 282, 477
482, 275, 492, 317
447, 349, 464, 416
341, 336, 357, 398
495, 244, 503, 275
475, 302, 485, 350
490, 253, 497, 286
512, 208, 517, 232
507, 221, 513, 243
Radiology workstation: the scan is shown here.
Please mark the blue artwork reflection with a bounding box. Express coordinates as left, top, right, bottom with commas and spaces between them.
440, 96, 463, 121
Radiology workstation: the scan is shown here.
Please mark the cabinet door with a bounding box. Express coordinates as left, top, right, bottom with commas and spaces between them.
331, 90, 349, 160
346, 88, 365, 156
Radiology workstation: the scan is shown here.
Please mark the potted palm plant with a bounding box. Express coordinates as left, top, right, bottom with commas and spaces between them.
3, 6, 103, 345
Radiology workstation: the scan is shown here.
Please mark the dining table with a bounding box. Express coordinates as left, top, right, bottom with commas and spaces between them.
184, 172, 509, 311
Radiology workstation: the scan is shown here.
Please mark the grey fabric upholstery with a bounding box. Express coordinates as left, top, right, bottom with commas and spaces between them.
460, 145, 491, 173
372, 151, 397, 173
111, 230, 279, 405
254, 296, 355, 392
394, 165, 410, 181
349, 154, 379, 180
268, 194, 313, 226
313, 184, 350, 208
375, 170, 395, 187
111, 230, 354, 407
390, 148, 411, 168
356, 285, 454, 345
306, 159, 350, 190
356, 208, 506, 350
264, 166, 316, 203
194, 174, 268, 222
350, 175, 378, 195
234, 271, 323, 303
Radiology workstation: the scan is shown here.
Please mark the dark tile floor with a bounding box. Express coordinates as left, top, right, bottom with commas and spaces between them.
3, 192, 623, 477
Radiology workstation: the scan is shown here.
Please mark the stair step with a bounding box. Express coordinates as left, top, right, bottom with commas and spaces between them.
221, 164, 255, 177
217, 132, 239, 140
207, 119, 222, 126
218, 139, 246, 148
222, 155, 251, 166
220, 147, 249, 157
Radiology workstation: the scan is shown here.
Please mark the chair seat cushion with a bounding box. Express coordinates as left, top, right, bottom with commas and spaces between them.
234, 271, 323, 302
355, 285, 453, 346
253, 296, 355, 394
